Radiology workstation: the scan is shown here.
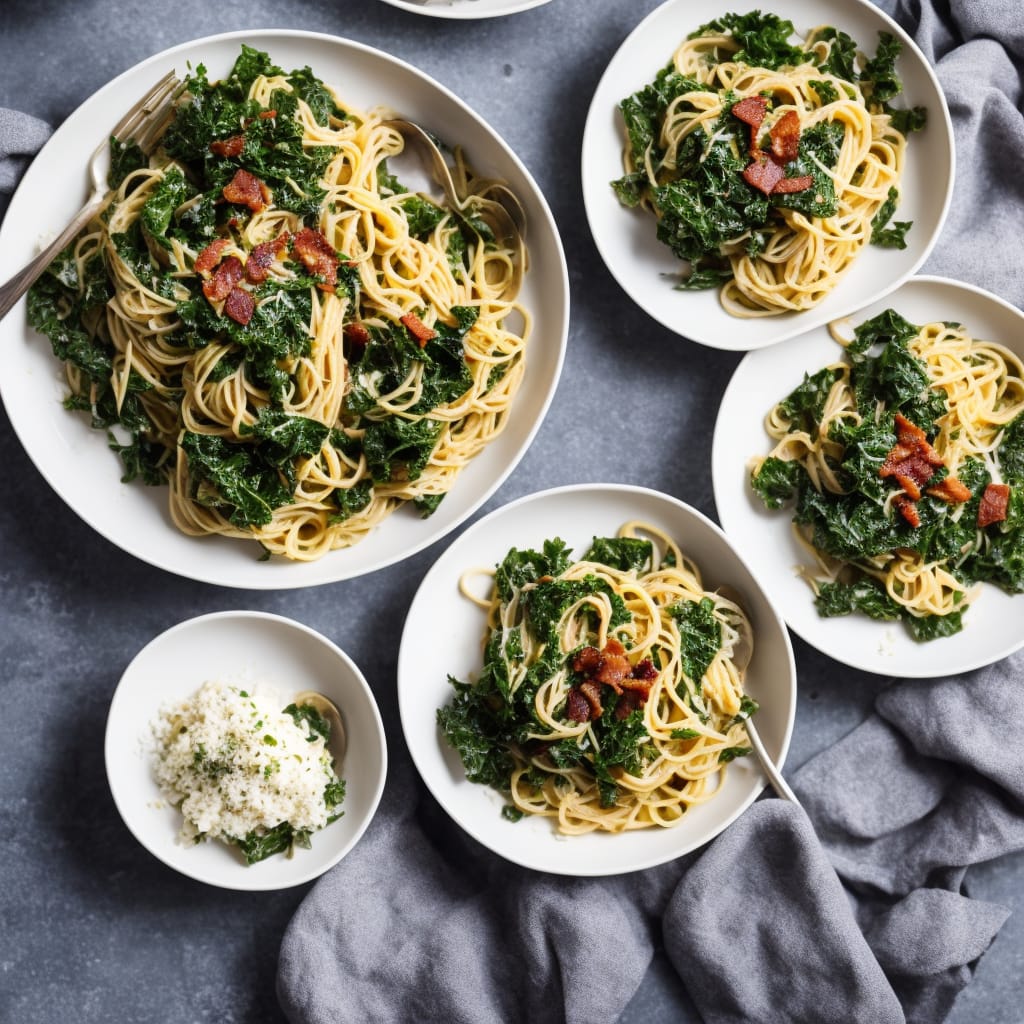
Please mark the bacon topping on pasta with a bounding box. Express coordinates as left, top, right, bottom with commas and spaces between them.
978, 483, 1011, 527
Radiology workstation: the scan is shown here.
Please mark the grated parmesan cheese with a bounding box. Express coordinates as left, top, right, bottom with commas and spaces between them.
152, 680, 341, 853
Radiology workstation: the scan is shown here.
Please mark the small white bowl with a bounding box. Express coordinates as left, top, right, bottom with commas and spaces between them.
105, 611, 387, 890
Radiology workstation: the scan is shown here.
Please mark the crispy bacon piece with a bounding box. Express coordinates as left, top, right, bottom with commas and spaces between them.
292, 227, 339, 291
202, 255, 244, 302
978, 483, 1011, 527
566, 688, 591, 723
344, 322, 372, 348
770, 110, 801, 164
880, 413, 949, 505
772, 174, 814, 194
591, 637, 632, 690
926, 476, 972, 504
244, 231, 291, 284
732, 95, 768, 151
194, 238, 231, 274
258, 109, 277, 120
893, 414, 944, 464
893, 493, 920, 528
742, 155, 785, 195
578, 681, 604, 719
400, 312, 438, 348
210, 134, 245, 158
224, 287, 255, 326
223, 168, 271, 212
614, 690, 642, 721
893, 454, 938, 501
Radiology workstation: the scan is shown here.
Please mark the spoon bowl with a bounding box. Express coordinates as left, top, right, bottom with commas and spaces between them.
294, 689, 348, 769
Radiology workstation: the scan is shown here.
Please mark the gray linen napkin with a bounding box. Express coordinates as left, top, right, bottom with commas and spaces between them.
0, 108, 52, 194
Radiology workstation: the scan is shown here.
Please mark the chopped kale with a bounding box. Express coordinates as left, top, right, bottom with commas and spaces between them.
751, 456, 803, 510
870, 186, 912, 249
671, 597, 722, 691
693, 12, 808, 70
581, 536, 654, 573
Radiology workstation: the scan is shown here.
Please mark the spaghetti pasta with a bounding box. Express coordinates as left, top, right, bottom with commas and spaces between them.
437, 523, 757, 834
28, 46, 529, 561
612, 11, 924, 318
750, 309, 1024, 639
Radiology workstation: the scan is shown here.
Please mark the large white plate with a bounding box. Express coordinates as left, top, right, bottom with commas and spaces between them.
713, 276, 1024, 677
0, 30, 568, 589
397, 484, 795, 875
581, 0, 953, 351
378, 0, 552, 17
104, 611, 387, 891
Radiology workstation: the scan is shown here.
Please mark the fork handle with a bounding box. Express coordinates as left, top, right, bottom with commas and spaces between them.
0, 191, 105, 322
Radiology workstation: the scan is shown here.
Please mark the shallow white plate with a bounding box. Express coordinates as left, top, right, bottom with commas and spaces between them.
713, 275, 1024, 677
0, 30, 568, 589
581, 0, 953, 351
397, 483, 795, 875
378, 0, 552, 17
105, 611, 387, 891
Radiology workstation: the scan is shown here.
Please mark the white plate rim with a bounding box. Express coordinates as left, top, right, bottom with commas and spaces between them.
712, 274, 1024, 678
378, 0, 553, 18
104, 609, 388, 891
580, 0, 954, 351
397, 482, 796, 875
0, 29, 569, 590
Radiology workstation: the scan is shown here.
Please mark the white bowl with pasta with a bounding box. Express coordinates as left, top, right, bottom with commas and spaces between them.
0, 31, 568, 588
397, 483, 795, 875
713, 275, 1024, 677
581, 0, 953, 350
105, 610, 387, 890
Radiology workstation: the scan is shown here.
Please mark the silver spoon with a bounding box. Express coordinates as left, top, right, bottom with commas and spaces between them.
717, 585, 800, 804
293, 690, 347, 769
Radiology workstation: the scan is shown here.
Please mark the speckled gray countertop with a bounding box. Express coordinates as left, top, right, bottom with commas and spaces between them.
1, 1, 1021, 1021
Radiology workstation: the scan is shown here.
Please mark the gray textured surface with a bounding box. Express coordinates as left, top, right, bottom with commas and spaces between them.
1, 1, 1022, 1021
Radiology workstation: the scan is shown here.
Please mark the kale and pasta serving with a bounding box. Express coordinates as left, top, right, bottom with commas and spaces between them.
437, 524, 757, 834
750, 309, 1024, 640
612, 11, 926, 317
27, 46, 529, 561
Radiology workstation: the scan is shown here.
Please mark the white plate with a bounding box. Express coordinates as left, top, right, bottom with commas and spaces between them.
581, 0, 953, 351
713, 275, 1024, 677
378, 0, 552, 18
397, 484, 795, 875
105, 611, 387, 891
0, 30, 568, 589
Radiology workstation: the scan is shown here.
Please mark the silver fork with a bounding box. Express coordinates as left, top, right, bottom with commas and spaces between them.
0, 70, 182, 322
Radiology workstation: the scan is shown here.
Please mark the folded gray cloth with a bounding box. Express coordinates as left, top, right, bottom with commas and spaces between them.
876, 0, 1024, 308
0, 108, 52, 194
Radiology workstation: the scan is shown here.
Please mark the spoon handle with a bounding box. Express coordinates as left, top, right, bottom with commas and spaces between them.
744, 717, 800, 804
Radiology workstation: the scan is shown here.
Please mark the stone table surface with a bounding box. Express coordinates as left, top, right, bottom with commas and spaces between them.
1, 1, 1022, 1021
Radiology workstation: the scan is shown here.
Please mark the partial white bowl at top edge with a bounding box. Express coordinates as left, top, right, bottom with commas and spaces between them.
378, 0, 552, 17
397, 483, 796, 876
0, 30, 568, 590
581, 0, 953, 351
104, 611, 387, 891
713, 275, 1024, 678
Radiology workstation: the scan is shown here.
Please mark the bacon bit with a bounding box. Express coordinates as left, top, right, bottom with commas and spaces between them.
770, 110, 801, 164
194, 238, 231, 274
223, 168, 271, 212
978, 483, 1011, 527
344, 322, 372, 348
224, 287, 255, 326
258, 109, 277, 120
772, 174, 814, 195
566, 688, 591, 723
592, 639, 632, 691
732, 95, 768, 128
400, 312, 438, 348
210, 134, 245, 158
892, 414, 943, 464
202, 255, 244, 302
742, 155, 785, 195
630, 658, 658, 682
578, 681, 604, 719
893, 493, 921, 528
292, 227, 339, 291
892, 454, 938, 501
926, 476, 972, 505
244, 231, 291, 284
573, 646, 602, 676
